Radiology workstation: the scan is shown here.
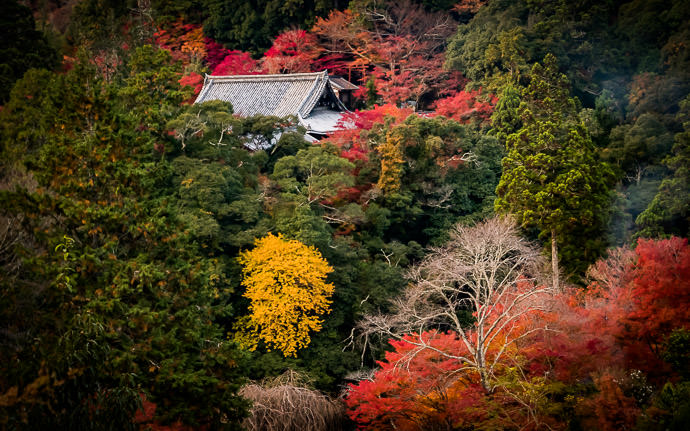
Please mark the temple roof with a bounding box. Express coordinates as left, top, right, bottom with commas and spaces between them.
194, 71, 344, 125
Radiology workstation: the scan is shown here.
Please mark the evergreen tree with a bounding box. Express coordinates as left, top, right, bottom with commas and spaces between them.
495, 54, 613, 288
0, 0, 59, 103
636, 95, 690, 238
0, 47, 249, 430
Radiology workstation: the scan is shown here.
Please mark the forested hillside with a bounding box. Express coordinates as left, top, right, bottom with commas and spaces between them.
1, 0, 689, 430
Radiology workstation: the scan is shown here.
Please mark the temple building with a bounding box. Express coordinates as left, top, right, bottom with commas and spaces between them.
194, 71, 357, 141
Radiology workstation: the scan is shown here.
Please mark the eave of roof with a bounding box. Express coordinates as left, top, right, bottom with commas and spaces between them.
301, 107, 347, 135
329, 77, 359, 91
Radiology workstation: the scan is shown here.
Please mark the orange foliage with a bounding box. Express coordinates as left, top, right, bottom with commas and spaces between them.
453, 0, 489, 14
577, 374, 640, 431
346, 332, 488, 430
154, 20, 206, 67
432, 89, 497, 124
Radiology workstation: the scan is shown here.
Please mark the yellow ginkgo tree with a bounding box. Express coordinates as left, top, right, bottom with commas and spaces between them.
237, 233, 335, 357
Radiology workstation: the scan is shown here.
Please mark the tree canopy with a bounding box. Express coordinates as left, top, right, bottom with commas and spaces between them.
1, 0, 689, 429
237, 233, 335, 357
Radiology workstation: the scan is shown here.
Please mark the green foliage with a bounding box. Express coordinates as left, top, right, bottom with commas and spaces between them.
445, 0, 529, 92
636, 96, 690, 238
495, 54, 614, 277
68, 0, 134, 47
151, 0, 207, 24
604, 114, 674, 178
270, 145, 354, 247
639, 382, 690, 431
118, 45, 192, 133
662, 329, 690, 379
618, 0, 690, 67
0, 48, 249, 429
203, 0, 340, 55
445, 0, 690, 108
0, 0, 59, 103
272, 145, 355, 205
360, 115, 503, 244
490, 83, 522, 143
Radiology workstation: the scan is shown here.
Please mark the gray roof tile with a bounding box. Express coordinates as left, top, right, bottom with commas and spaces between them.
329, 77, 359, 91
195, 71, 332, 118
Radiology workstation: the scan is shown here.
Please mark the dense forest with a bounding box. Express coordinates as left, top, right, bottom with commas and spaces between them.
1, 0, 689, 429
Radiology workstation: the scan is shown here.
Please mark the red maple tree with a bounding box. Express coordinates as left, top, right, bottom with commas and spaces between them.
262, 29, 323, 74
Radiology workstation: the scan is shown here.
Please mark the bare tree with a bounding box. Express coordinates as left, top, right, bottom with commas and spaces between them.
239, 370, 346, 431
358, 216, 553, 393
586, 245, 635, 293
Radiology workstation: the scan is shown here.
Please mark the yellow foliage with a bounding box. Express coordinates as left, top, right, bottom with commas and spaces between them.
376, 132, 405, 194
238, 233, 335, 357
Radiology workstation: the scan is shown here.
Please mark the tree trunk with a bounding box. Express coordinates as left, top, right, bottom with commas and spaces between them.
476, 349, 491, 393
551, 228, 559, 290
479, 369, 491, 393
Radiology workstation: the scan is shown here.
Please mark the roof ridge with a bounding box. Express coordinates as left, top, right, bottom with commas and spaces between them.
207, 71, 328, 81
297, 71, 328, 118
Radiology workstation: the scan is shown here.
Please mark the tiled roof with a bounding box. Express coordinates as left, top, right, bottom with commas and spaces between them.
194, 71, 332, 119
329, 77, 359, 91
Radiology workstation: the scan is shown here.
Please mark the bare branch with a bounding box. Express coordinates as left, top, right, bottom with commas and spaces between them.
357, 216, 553, 393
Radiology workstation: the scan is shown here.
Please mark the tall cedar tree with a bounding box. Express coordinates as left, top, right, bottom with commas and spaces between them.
495, 54, 613, 288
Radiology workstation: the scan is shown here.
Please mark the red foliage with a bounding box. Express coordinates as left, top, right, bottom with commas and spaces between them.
134, 395, 205, 431
316, 53, 351, 76
360, 42, 449, 106
90, 49, 124, 82
522, 289, 624, 384
432, 89, 496, 123
211, 50, 260, 76
551, 238, 690, 381
346, 332, 488, 430
179, 72, 203, 101
528, 238, 690, 390
438, 71, 469, 97
312, 4, 455, 108
204, 38, 231, 70
336, 104, 413, 130
365, 37, 446, 105
345, 238, 690, 429
262, 29, 323, 74
618, 237, 690, 376
326, 104, 413, 165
